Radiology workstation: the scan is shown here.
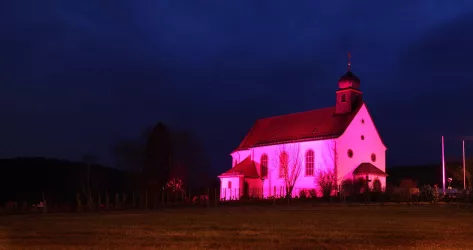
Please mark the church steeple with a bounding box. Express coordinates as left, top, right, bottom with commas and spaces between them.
335, 52, 363, 114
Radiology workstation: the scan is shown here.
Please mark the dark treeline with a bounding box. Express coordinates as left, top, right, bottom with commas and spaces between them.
3, 119, 471, 211
0, 122, 218, 209
387, 164, 441, 187
387, 159, 473, 188
0, 157, 135, 204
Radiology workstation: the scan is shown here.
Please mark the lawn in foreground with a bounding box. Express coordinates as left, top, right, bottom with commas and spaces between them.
0, 205, 472, 249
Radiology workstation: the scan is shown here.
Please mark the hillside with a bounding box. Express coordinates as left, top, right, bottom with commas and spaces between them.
0, 157, 138, 203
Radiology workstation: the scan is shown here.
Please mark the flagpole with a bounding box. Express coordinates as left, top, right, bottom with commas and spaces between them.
463, 140, 466, 190
442, 136, 446, 193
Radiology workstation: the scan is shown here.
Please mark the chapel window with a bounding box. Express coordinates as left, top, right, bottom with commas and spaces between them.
279, 151, 288, 178
347, 149, 354, 158
371, 153, 376, 162
260, 154, 268, 178
305, 150, 314, 176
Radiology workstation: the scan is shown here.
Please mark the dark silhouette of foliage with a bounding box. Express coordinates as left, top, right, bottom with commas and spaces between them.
142, 122, 173, 208
170, 129, 211, 188
0, 157, 132, 205
372, 178, 382, 192
316, 168, 336, 200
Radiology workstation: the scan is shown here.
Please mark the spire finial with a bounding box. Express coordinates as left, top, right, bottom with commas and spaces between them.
347, 51, 351, 72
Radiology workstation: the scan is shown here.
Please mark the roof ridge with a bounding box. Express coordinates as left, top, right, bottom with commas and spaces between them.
233, 102, 364, 152
257, 106, 335, 121
220, 156, 260, 178
236, 120, 260, 150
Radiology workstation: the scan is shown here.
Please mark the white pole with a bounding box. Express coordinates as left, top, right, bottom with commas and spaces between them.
463, 140, 466, 190
442, 136, 446, 193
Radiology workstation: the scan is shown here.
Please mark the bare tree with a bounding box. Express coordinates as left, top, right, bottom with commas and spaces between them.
273, 143, 303, 199
315, 140, 338, 199
316, 168, 337, 199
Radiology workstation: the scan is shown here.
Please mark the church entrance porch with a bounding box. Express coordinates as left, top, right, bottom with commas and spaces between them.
352, 162, 388, 190
218, 156, 261, 200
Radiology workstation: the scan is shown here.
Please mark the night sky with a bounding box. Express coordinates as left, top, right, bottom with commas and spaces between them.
2, 1, 473, 174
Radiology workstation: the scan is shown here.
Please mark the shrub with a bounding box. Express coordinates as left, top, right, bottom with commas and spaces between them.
308, 189, 317, 198
354, 178, 366, 195
299, 189, 317, 199
420, 185, 434, 202
373, 178, 382, 193
316, 169, 337, 200
341, 179, 354, 196
299, 189, 308, 199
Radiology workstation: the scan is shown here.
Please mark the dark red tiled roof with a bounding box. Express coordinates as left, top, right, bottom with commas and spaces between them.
236, 105, 361, 151
220, 156, 260, 178
353, 163, 388, 177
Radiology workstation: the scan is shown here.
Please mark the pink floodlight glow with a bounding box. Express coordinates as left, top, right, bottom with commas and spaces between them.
219, 66, 387, 200
219, 103, 387, 200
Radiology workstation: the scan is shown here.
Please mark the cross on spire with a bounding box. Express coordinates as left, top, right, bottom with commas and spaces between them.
347, 51, 351, 72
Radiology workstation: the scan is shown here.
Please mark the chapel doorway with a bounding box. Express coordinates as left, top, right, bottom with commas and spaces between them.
243, 181, 249, 198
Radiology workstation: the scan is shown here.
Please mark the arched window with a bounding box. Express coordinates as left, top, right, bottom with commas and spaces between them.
305, 150, 314, 176
341, 94, 346, 102
260, 154, 268, 178
279, 151, 288, 178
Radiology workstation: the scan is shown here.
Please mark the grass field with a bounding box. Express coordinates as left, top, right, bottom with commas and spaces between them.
1, 204, 472, 249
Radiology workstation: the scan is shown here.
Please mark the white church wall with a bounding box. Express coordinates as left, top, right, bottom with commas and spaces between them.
230, 150, 251, 167
248, 139, 337, 198
220, 176, 242, 200
337, 103, 387, 188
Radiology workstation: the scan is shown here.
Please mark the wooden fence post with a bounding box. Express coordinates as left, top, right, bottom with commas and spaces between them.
162, 188, 165, 205
207, 188, 210, 207
42, 191, 47, 214
214, 188, 218, 207
98, 191, 101, 211
145, 190, 148, 210
76, 192, 82, 213
132, 191, 136, 209
273, 187, 276, 205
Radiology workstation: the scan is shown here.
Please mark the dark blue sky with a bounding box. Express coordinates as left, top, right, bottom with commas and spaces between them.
2, 1, 473, 173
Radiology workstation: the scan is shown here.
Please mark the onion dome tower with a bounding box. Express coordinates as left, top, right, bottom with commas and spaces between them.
335, 52, 363, 114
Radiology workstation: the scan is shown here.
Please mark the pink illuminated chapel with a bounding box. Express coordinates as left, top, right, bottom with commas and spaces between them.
218, 54, 387, 200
